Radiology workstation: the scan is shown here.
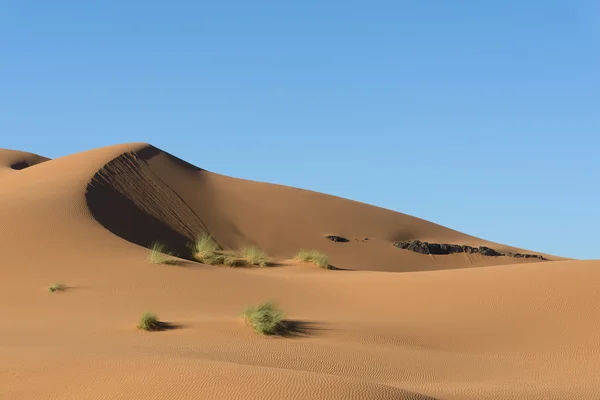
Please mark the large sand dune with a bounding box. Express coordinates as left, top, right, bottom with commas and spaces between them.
0, 143, 597, 399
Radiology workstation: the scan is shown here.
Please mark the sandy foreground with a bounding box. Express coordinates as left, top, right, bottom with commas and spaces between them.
1, 143, 598, 399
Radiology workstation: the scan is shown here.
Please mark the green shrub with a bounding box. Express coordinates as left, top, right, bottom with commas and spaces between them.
242, 246, 269, 267
192, 233, 222, 264
191, 234, 272, 268
243, 301, 285, 335
294, 250, 330, 269
138, 312, 162, 331
49, 283, 65, 293
148, 242, 177, 265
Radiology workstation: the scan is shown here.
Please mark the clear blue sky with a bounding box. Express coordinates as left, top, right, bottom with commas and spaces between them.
1, 1, 598, 259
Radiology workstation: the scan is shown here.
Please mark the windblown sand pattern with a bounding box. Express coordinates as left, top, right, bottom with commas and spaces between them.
1, 143, 595, 400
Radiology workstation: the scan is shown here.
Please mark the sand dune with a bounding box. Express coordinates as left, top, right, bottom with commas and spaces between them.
0, 149, 50, 174
0, 143, 596, 399
85, 144, 560, 272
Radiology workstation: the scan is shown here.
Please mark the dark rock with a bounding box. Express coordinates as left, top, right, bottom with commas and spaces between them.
394, 240, 476, 255
325, 235, 349, 243
505, 252, 547, 261
477, 246, 503, 257
394, 240, 431, 254
428, 243, 462, 255
393, 240, 545, 260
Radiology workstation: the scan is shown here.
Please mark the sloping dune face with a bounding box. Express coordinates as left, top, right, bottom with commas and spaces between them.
4, 143, 599, 400
0, 149, 50, 174
85, 144, 557, 271
86, 147, 212, 258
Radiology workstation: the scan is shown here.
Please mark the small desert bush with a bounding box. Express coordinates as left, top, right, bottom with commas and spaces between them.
192, 233, 222, 264
294, 250, 330, 269
148, 242, 177, 265
49, 283, 65, 293
243, 301, 285, 335
242, 246, 269, 267
138, 312, 162, 331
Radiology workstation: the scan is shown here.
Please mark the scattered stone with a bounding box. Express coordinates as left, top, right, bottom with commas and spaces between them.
393, 240, 545, 260
505, 252, 547, 261
477, 246, 503, 257
325, 235, 349, 243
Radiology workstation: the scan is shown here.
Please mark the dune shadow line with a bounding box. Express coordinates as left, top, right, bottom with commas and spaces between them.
86, 151, 210, 259
274, 320, 327, 338
144, 321, 186, 332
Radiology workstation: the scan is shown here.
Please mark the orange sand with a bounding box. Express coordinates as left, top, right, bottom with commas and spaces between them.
0, 143, 596, 399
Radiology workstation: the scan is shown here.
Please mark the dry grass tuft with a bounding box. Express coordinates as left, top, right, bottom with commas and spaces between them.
49, 283, 65, 293
242, 246, 270, 267
148, 242, 179, 265
242, 301, 286, 335
137, 312, 162, 331
192, 234, 271, 267
294, 249, 331, 269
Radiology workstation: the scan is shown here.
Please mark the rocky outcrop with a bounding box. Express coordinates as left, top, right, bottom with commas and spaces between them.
393, 240, 547, 260
505, 252, 547, 260
325, 235, 349, 243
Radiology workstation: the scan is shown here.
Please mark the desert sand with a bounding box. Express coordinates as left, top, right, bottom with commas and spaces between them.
1, 143, 598, 399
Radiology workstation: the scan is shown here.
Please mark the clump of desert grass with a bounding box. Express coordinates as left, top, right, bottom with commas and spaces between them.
191, 233, 271, 267
137, 312, 163, 331
242, 246, 270, 267
242, 301, 286, 335
49, 283, 65, 293
191, 233, 224, 265
294, 249, 331, 269
148, 241, 179, 265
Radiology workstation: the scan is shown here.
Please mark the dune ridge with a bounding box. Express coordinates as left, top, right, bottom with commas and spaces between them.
82, 144, 559, 271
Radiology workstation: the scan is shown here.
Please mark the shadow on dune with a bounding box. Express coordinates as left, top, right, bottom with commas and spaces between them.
86, 149, 210, 259
87, 180, 197, 258
136, 145, 203, 172
327, 264, 353, 271
10, 161, 32, 170
145, 321, 186, 332
274, 320, 328, 338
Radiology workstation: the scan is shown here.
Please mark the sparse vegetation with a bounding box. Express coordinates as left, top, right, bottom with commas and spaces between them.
49, 283, 65, 293
191, 233, 271, 267
243, 301, 285, 335
192, 233, 223, 264
148, 241, 178, 265
137, 312, 162, 331
242, 246, 269, 267
294, 249, 331, 269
